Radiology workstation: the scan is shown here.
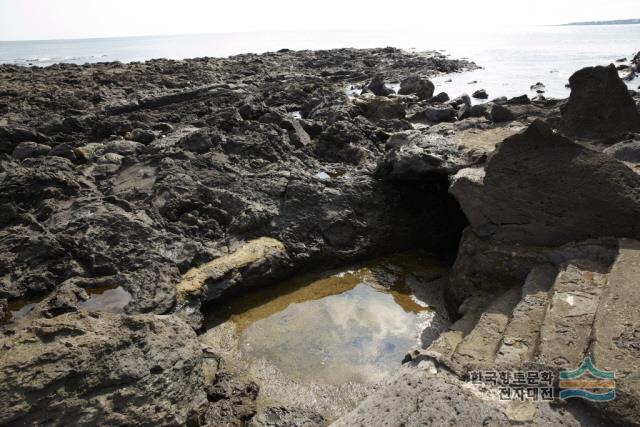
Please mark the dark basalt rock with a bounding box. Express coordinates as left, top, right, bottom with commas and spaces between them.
428, 92, 450, 103
530, 82, 546, 93
457, 104, 471, 120
376, 131, 472, 180
490, 104, 514, 122
472, 89, 488, 99
131, 128, 156, 144
414, 104, 457, 123
0, 125, 49, 154
398, 76, 435, 100
469, 103, 489, 118
506, 94, 530, 104
355, 95, 406, 121
562, 64, 640, 137
366, 74, 395, 96
603, 138, 640, 163
447, 94, 471, 108
48, 142, 77, 162
180, 130, 213, 153
450, 120, 640, 247
12, 141, 51, 161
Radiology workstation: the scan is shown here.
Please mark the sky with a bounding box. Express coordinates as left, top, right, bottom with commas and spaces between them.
0, 0, 638, 41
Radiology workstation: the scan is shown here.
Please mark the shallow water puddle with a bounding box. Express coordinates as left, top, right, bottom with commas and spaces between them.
205, 253, 449, 385
2, 286, 132, 324
78, 286, 131, 313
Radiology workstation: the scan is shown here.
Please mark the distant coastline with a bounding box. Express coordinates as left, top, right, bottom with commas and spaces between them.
560, 18, 640, 26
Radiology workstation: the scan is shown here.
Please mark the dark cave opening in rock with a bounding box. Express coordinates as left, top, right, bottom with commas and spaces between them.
196, 171, 470, 323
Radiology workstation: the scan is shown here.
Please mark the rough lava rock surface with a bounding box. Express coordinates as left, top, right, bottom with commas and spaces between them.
450, 120, 640, 247
562, 64, 640, 137
0, 311, 207, 426
2, 47, 640, 426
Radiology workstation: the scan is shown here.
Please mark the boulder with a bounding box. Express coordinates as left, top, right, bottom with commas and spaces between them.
180, 131, 213, 153
530, 82, 545, 93
398, 76, 435, 100
366, 75, 395, 96
376, 131, 471, 179
450, 120, 640, 247
355, 95, 406, 121
48, 143, 77, 162
130, 128, 156, 144
472, 89, 488, 99
61, 116, 86, 133
428, 92, 450, 103
447, 94, 471, 108
0, 125, 49, 154
490, 105, 514, 122
469, 104, 489, 118
562, 64, 640, 137
417, 105, 456, 123
603, 139, 640, 163
11, 141, 51, 161
457, 104, 471, 120
506, 95, 530, 105
0, 312, 207, 426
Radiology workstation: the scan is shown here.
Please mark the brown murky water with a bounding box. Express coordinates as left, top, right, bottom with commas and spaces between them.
205, 252, 449, 385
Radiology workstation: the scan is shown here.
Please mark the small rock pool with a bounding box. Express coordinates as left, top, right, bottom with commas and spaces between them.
203, 252, 451, 386
1, 286, 131, 325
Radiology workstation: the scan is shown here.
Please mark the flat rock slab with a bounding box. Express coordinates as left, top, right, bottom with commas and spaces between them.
495, 263, 557, 366
537, 262, 609, 368
591, 239, 640, 425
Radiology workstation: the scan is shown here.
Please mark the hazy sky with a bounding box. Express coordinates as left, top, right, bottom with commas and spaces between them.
1, 0, 638, 41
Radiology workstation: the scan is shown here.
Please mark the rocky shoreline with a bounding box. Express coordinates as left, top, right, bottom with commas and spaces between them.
1, 47, 640, 426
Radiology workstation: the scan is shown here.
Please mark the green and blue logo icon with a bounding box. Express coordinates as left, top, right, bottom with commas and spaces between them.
559, 357, 615, 401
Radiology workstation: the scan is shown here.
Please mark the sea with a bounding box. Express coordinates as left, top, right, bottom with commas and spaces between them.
1, 25, 639, 100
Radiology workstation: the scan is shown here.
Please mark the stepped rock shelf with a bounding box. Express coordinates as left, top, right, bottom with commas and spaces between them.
0, 47, 640, 426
